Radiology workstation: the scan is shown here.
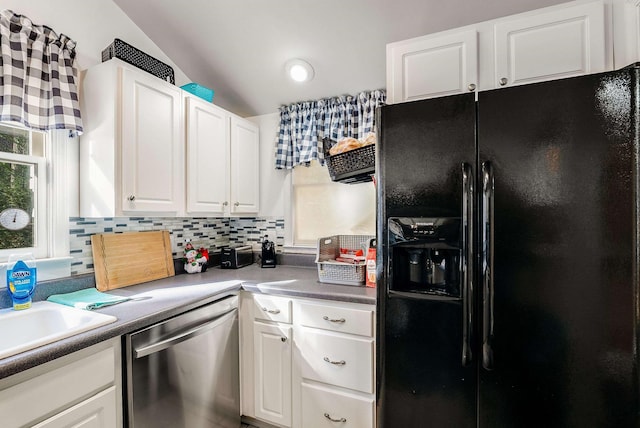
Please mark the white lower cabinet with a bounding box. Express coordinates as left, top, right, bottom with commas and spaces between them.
240, 291, 375, 428
253, 321, 292, 427
0, 339, 121, 428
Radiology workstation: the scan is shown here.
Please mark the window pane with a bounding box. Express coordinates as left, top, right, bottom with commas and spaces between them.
0, 124, 30, 155
293, 161, 375, 246
0, 161, 35, 250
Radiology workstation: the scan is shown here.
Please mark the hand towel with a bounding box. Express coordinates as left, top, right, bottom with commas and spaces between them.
47, 288, 131, 310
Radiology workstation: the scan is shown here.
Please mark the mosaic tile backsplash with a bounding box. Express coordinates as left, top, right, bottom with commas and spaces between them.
69, 216, 285, 276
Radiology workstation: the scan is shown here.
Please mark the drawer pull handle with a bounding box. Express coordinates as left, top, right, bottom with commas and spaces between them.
324, 357, 346, 365
324, 413, 347, 423
281, 336, 287, 342
261, 307, 281, 314
323, 316, 346, 323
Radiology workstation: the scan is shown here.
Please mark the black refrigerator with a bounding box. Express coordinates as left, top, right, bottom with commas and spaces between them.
376, 64, 640, 427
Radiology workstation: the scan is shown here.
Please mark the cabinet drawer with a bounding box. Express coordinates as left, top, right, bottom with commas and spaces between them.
298, 328, 373, 394
298, 301, 374, 337
253, 294, 292, 323
0, 346, 116, 428
302, 382, 374, 428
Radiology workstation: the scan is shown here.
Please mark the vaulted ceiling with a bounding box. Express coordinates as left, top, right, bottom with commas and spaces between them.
114, 0, 566, 117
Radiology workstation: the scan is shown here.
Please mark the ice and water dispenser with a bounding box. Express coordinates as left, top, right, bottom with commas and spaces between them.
388, 217, 461, 297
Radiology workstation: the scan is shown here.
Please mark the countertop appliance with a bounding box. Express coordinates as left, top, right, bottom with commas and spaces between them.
220, 245, 253, 269
261, 237, 276, 268
125, 295, 240, 428
376, 64, 640, 427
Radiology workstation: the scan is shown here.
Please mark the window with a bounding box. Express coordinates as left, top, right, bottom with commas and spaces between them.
0, 123, 47, 259
291, 160, 375, 247
0, 122, 74, 273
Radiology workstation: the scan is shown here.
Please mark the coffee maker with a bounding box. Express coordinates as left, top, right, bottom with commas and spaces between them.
388, 217, 461, 297
261, 235, 277, 268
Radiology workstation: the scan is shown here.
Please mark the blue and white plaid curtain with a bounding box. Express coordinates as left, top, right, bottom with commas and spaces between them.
0, 10, 83, 134
275, 89, 385, 169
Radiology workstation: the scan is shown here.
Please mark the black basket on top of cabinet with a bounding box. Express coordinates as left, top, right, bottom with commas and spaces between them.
322, 138, 375, 184
102, 38, 175, 84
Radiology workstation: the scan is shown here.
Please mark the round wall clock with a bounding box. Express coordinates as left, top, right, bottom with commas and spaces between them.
0, 208, 30, 230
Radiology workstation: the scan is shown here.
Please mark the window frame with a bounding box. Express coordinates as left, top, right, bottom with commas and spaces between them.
0, 124, 75, 278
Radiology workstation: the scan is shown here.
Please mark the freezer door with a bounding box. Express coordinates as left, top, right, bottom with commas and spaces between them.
376, 93, 477, 427
478, 67, 640, 427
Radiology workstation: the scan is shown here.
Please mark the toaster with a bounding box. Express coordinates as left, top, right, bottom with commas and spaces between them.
220, 245, 253, 269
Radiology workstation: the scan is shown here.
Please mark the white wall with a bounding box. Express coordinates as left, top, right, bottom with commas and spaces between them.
0, 0, 191, 84
247, 112, 288, 218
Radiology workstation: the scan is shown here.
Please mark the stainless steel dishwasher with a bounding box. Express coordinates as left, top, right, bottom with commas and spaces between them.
125, 294, 239, 428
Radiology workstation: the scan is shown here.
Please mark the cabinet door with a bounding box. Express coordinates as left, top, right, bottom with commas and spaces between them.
121, 68, 183, 214
185, 96, 230, 214
32, 387, 117, 428
613, 1, 640, 69
254, 321, 292, 427
494, 0, 608, 88
230, 117, 260, 214
386, 29, 478, 103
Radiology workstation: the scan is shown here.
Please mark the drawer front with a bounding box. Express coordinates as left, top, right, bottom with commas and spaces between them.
253, 294, 292, 323
298, 328, 373, 394
302, 382, 374, 428
298, 301, 374, 337
0, 346, 116, 428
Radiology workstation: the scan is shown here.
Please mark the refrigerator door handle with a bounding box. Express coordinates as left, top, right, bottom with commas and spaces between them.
461, 162, 474, 367
482, 161, 495, 370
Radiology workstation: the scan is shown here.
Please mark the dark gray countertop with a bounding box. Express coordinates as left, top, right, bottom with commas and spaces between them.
0, 264, 376, 380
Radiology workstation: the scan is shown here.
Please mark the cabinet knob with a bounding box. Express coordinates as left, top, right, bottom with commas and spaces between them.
467, 83, 476, 91
222, 201, 228, 206
234, 202, 240, 207
324, 413, 347, 423
281, 337, 287, 342
127, 195, 136, 201
499, 77, 508, 86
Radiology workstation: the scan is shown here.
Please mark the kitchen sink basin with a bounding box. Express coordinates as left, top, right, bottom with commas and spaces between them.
0, 301, 117, 360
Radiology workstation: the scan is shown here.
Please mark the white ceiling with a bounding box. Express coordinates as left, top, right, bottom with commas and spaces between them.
114, 0, 566, 117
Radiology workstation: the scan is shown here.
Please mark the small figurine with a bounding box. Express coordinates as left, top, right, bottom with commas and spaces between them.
183, 239, 209, 273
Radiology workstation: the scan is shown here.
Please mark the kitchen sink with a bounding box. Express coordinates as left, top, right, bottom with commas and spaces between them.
0, 301, 117, 359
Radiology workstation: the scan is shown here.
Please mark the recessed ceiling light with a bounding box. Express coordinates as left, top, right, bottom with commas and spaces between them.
286, 59, 314, 83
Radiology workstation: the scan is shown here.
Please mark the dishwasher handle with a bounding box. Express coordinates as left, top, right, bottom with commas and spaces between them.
134, 308, 237, 359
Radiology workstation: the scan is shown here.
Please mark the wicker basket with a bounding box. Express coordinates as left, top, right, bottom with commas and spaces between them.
102, 38, 175, 84
316, 235, 375, 286
322, 138, 375, 184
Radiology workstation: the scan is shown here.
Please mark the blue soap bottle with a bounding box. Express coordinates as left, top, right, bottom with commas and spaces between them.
6, 254, 37, 310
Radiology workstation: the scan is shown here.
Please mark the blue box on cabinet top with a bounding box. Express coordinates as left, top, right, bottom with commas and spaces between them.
181, 83, 214, 102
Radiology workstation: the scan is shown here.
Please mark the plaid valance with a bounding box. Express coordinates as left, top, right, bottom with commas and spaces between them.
275, 89, 385, 169
0, 10, 83, 134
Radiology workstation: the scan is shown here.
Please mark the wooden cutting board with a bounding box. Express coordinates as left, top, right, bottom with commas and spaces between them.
91, 230, 175, 291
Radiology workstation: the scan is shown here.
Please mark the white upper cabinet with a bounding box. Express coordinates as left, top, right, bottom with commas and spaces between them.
493, 0, 608, 88
121, 68, 183, 214
387, 30, 478, 102
81, 59, 260, 218
612, 0, 640, 69
185, 96, 230, 214
230, 117, 260, 214
386, 0, 614, 104
80, 59, 184, 217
